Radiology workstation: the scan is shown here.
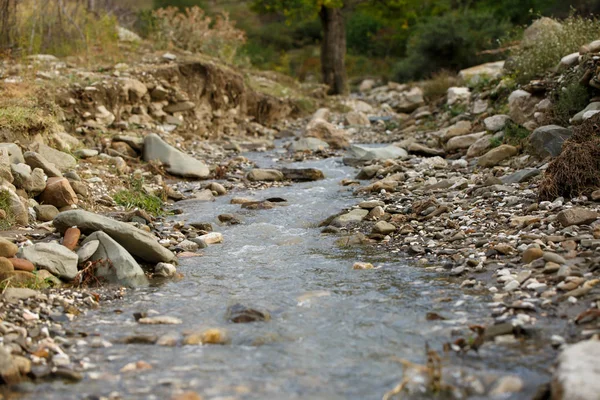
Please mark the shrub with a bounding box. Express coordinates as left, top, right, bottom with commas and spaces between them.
12, 0, 119, 60
551, 71, 592, 125
394, 11, 510, 82
504, 121, 531, 146
113, 179, 164, 216
508, 15, 600, 84
152, 6, 246, 64
421, 70, 459, 100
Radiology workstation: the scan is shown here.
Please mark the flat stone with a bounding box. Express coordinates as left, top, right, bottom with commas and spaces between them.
346, 144, 408, 161
557, 208, 598, 227
331, 209, 369, 227
24, 151, 62, 178
372, 221, 396, 235
2, 288, 37, 301
53, 210, 176, 263
30, 143, 76, 172
18, 242, 78, 280
291, 137, 330, 152
529, 125, 573, 158
477, 145, 518, 167
0, 238, 18, 258
484, 115, 511, 132
77, 240, 100, 264
246, 169, 284, 182
543, 252, 567, 265
143, 134, 209, 179
500, 169, 540, 184
446, 131, 487, 151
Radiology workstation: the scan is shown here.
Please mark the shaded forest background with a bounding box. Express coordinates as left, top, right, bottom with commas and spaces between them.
1, 0, 600, 84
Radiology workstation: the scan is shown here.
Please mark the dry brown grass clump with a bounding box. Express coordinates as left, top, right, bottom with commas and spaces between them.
539, 114, 600, 200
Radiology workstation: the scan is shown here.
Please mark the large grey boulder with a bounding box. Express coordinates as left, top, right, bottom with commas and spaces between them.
529, 125, 572, 158
30, 143, 76, 172
551, 340, 600, 400
18, 242, 78, 280
53, 210, 176, 263
346, 144, 408, 161
23, 151, 63, 177
143, 134, 209, 179
81, 232, 148, 287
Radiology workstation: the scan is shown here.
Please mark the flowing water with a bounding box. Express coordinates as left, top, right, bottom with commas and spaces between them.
21, 144, 553, 400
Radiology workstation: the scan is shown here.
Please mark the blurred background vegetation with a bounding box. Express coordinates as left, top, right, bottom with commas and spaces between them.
2, 0, 600, 84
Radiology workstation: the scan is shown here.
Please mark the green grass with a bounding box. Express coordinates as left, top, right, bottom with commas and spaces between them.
444, 103, 468, 117
113, 179, 164, 216
0, 190, 15, 231
504, 121, 531, 146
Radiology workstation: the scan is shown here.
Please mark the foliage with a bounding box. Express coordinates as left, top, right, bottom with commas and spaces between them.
504, 121, 531, 146
508, 15, 600, 84
9, 0, 120, 61
113, 178, 164, 216
489, 137, 502, 148
394, 10, 510, 82
552, 79, 591, 126
421, 70, 458, 100
152, 6, 246, 63
0, 190, 14, 231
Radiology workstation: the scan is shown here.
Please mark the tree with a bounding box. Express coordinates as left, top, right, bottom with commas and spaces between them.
252, 0, 348, 95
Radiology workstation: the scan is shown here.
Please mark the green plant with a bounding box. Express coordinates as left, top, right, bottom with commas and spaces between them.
444, 103, 468, 117
504, 121, 531, 146
422, 70, 459, 100
552, 78, 591, 126
152, 6, 246, 64
0, 190, 14, 231
508, 15, 600, 84
490, 137, 502, 148
113, 178, 164, 216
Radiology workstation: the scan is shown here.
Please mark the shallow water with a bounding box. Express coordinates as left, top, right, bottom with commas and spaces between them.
21, 144, 553, 400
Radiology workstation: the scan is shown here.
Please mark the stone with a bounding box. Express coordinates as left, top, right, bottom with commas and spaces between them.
54, 210, 176, 263
484, 115, 511, 132
119, 77, 147, 101
522, 248, 543, 264
23, 151, 62, 177
305, 119, 349, 149
2, 287, 37, 301
551, 340, 600, 400
0, 345, 21, 384
489, 376, 524, 396
345, 111, 370, 126
395, 86, 425, 112
500, 169, 540, 184
406, 142, 445, 157
477, 145, 518, 167
458, 61, 505, 85
523, 17, 562, 47
246, 169, 284, 182
593, 190, 600, 201
183, 328, 229, 345
331, 209, 369, 227
0, 257, 13, 275
0, 164, 12, 184
205, 182, 226, 196
177, 240, 199, 252
447, 87, 471, 105
471, 99, 488, 114
291, 137, 330, 152
281, 168, 325, 181
446, 131, 487, 151
52, 132, 80, 152
8, 258, 34, 272
197, 232, 223, 245
359, 79, 375, 92
0, 238, 18, 258
226, 304, 270, 323
544, 252, 567, 265
62, 227, 81, 250
82, 231, 148, 287
30, 143, 76, 171
138, 316, 183, 325
353, 262, 374, 270
466, 135, 493, 158
557, 208, 598, 227
359, 200, 385, 209
346, 144, 408, 161
192, 189, 214, 202
372, 221, 396, 235
572, 102, 600, 124
164, 101, 195, 113
74, 149, 98, 159
34, 204, 59, 222
143, 134, 209, 179
18, 242, 78, 280
117, 26, 141, 42
0, 186, 28, 225
77, 240, 100, 264
154, 262, 176, 277
560, 52, 580, 68
529, 125, 573, 158
508, 90, 539, 125
39, 177, 78, 208
24, 168, 46, 194
443, 120, 472, 141
111, 141, 137, 157
10, 163, 31, 189
0, 143, 24, 165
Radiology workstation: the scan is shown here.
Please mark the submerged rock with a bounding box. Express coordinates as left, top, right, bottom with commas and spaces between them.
226, 304, 271, 323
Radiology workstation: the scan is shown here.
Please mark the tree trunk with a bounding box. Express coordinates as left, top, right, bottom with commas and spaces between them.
319, 6, 347, 95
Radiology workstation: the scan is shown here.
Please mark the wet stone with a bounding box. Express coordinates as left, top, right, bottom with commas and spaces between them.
226, 304, 271, 323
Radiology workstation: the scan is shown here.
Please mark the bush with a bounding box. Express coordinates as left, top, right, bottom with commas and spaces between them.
11, 0, 119, 60
504, 121, 531, 146
394, 11, 510, 82
152, 6, 246, 64
552, 79, 591, 126
421, 70, 459, 100
508, 15, 600, 84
